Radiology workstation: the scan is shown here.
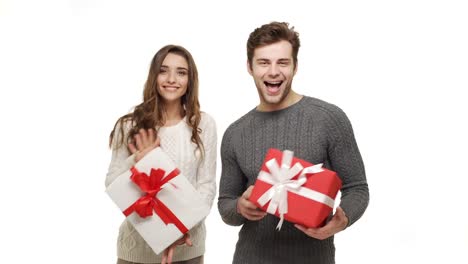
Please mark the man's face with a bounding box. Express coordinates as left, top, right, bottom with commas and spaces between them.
248, 40, 297, 110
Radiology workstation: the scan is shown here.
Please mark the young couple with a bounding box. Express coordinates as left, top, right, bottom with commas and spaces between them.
105, 21, 369, 264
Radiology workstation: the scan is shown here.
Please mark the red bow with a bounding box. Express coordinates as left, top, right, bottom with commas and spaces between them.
123, 166, 188, 234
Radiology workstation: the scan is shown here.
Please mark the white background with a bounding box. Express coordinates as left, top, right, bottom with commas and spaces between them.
1, 0, 467, 263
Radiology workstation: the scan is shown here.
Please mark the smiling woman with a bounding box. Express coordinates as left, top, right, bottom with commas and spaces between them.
105, 45, 217, 264
156, 53, 189, 112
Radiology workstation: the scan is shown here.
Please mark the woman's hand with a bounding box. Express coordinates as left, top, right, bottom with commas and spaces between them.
161, 233, 193, 264
128, 128, 160, 163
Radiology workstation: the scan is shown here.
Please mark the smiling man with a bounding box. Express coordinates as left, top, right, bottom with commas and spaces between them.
217, 22, 369, 264
248, 39, 299, 111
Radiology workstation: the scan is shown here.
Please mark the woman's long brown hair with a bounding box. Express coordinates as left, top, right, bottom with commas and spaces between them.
109, 45, 203, 156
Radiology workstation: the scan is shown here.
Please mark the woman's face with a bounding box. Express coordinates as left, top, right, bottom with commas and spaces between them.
157, 53, 189, 104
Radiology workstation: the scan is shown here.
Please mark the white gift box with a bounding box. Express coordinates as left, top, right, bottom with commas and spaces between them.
106, 147, 210, 254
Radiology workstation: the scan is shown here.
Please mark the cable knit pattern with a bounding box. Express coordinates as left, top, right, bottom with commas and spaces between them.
106, 113, 217, 263
218, 96, 369, 264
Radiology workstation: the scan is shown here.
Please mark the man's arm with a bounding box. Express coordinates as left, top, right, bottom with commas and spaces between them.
217, 126, 249, 226
295, 106, 369, 239
328, 107, 369, 227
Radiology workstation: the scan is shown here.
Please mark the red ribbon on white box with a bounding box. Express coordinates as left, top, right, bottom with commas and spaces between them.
257, 150, 335, 230
123, 166, 189, 234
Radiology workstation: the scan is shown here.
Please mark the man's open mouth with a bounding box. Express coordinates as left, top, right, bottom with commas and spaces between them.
264, 81, 283, 88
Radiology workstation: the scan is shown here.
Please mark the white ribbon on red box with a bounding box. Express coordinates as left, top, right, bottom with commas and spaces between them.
257, 150, 336, 230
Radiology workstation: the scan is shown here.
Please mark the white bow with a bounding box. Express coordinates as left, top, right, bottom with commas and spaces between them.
257, 150, 330, 230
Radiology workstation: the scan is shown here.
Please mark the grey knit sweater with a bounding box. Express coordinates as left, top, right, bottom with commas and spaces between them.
217, 96, 369, 264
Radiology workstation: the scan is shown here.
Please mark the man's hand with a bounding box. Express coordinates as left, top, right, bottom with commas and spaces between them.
161, 233, 192, 264
237, 186, 267, 221
295, 207, 349, 240
128, 128, 160, 163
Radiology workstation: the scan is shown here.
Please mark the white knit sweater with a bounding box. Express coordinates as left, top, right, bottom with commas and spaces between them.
105, 113, 217, 263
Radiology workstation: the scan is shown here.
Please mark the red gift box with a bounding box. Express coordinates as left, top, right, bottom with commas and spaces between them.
249, 148, 342, 229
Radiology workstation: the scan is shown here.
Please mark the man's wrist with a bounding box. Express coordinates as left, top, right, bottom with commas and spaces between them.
236, 198, 241, 214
